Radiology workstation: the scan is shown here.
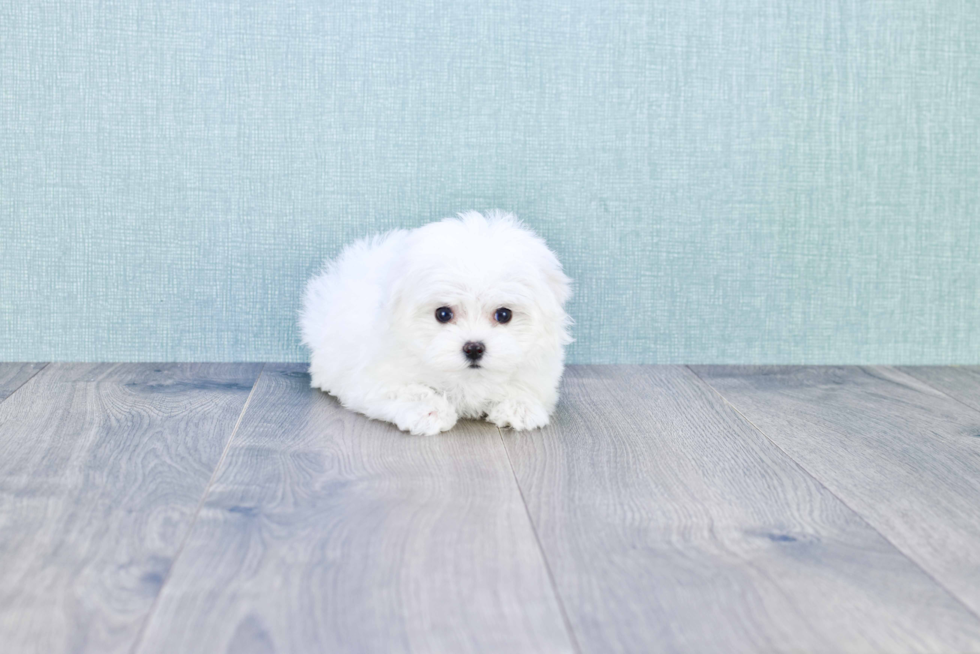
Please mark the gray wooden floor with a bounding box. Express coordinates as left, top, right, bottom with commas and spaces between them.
1, 364, 980, 653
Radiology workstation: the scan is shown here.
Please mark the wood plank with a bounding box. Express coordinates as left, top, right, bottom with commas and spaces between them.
693, 365, 980, 620
0, 362, 47, 401
0, 363, 262, 654
503, 365, 980, 653
898, 366, 980, 413
135, 364, 574, 654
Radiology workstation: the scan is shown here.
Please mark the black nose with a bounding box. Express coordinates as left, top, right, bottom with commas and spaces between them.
462, 341, 485, 361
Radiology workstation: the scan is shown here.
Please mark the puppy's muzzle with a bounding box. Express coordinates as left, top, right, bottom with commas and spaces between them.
463, 341, 485, 363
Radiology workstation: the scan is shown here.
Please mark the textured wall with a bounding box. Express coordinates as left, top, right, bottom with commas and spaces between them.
2, 0, 978, 363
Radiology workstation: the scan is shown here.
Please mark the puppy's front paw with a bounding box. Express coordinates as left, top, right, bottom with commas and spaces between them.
487, 398, 550, 431
393, 394, 458, 436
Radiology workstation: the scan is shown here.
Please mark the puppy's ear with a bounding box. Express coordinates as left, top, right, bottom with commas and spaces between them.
547, 268, 572, 306
383, 265, 412, 318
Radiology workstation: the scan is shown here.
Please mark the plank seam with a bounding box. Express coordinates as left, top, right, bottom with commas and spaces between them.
895, 366, 980, 416
128, 362, 267, 654
0, 362, 49, 404
496, 425, 583, 654
685, 365, 980, 626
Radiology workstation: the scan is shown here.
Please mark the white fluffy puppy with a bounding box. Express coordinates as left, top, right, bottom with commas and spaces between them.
300, 210, 572, 435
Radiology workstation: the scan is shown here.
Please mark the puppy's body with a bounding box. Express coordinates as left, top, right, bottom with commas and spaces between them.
301, 211, 572, 435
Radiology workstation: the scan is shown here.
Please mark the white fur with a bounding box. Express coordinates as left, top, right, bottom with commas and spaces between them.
300, 210, 572, 436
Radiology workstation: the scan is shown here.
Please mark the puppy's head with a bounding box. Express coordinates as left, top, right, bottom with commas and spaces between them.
386, 211, 572, 379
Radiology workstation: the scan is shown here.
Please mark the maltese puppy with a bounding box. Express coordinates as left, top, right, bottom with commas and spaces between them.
300, 210, 572, 435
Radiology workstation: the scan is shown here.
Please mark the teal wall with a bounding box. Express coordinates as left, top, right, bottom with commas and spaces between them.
2, 1, 978, 364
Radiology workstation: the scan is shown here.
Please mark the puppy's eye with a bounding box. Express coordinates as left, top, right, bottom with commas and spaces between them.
494, 308, 513, 324
435, 306, 454, 323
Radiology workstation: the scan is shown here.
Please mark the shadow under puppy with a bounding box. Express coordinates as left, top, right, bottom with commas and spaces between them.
300, 210, 572, 435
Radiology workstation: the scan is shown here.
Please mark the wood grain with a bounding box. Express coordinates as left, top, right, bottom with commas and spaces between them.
503, 365, 980, 653
0, 363, 262, 654
0, 362, 47, 401
693, 365, 980, 620
898, 366, 980, 413
135, 364, 574, 654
